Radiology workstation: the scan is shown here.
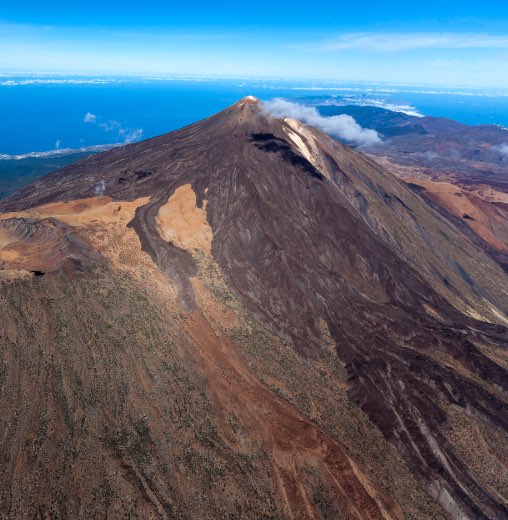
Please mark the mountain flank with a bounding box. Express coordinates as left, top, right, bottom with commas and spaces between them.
0, 97, 507, 519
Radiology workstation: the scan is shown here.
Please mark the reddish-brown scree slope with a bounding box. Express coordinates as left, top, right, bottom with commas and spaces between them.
0, 97, 507, 519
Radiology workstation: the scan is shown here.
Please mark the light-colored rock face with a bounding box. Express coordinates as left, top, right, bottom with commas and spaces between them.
0, 196, 150, 227
283, 118, 331, 180
283, 121, 314, 162
156, 184, 212, 254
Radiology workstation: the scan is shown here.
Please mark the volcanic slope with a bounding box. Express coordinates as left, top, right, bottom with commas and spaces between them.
317, 103, 508, 270
0, 97, 507, 520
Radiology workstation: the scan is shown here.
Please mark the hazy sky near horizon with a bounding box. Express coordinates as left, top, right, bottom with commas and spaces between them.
2, 1, 508, 87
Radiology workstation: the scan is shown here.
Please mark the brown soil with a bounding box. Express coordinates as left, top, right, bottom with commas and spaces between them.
156, 184, 212, 254
405, 178, 508, 254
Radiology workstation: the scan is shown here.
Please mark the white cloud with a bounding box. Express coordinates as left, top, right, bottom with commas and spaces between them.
311, 33, 508, 52
287, 85, 508, 98
83, 112, 97, 123
0, 79, 123, 87
495, 144, 508, 156
263, 98, 381, 146
119, 128, 144, 143
94, 180, 106, 195
420, 151, 440, 161
98, 120, 121, 132
82, 112, 143, 144
313, 97, 424, 117
55, 140, 61, 150
351, 99, 423, 117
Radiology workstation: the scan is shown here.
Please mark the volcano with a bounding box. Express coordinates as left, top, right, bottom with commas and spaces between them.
0, 97, 507, 520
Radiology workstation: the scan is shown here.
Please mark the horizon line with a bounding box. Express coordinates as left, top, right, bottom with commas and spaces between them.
0, 70, 506, 91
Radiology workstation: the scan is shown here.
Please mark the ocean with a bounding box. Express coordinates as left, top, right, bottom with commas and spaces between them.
1, 75, 508, 157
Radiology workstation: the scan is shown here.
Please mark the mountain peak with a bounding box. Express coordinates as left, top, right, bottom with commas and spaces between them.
0, 98, 507, 519
229, 95, 263, 116
227, 95, 261, 112
240, 95, 260, 104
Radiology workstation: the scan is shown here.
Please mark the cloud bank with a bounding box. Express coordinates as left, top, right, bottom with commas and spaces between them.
308, 96, 424, 117
345, 98, 423, 117
312, 33, 508, 52
84, 112, 143, 144
263, 99, 381, 146
287, 85, 508, 98
0, 78, 124, 87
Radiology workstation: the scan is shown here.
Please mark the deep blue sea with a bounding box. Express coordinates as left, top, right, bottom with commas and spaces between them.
1, 75, 508, 156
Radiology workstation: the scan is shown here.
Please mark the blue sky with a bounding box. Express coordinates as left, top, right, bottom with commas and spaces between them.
1, 1, 508, 86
